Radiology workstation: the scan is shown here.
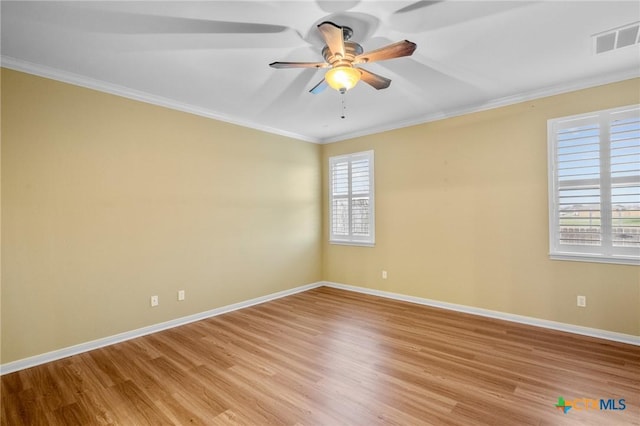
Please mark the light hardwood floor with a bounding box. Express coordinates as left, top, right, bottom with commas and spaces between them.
2, 286, 639, 425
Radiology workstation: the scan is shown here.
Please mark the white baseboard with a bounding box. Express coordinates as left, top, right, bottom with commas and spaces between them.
3, 280, 637, 375
322, 281, 640, 346
0, 282, 323, 375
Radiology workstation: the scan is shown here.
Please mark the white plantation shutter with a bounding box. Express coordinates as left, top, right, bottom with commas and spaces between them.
329, 151, 375, 245
610, 108, 640, 250
548, 105, 639, 265
554, 115, 602, 247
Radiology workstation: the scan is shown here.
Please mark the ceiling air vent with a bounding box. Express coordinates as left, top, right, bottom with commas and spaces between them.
593, 22, 640, 54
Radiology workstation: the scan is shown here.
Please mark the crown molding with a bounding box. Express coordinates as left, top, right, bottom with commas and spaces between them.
320, 68, 640, 144
3, 56, 637, 145
0, 56, 321, 144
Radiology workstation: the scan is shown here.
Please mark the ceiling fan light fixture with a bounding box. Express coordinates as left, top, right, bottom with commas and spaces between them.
325, 66, 361, 92
269, 21, 417, 95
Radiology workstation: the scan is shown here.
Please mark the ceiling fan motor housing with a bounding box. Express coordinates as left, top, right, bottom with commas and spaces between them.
322, 41, 364, 68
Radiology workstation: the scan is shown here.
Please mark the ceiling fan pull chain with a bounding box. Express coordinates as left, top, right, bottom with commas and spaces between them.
340, 88, 347, 119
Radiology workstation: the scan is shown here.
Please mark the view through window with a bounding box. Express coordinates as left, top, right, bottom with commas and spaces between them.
329, 150, 375, 246
548, 105, 639, 264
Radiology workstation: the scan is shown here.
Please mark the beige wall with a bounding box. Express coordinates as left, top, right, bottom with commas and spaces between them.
322, 78, 640, 337
1, 69, 322, 363
2, 69, 638, 365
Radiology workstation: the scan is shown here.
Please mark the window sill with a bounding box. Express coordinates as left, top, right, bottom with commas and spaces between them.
330, 240, 375, 248
549, 253, 639, 266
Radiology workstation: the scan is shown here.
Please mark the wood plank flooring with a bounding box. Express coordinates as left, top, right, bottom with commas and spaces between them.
2, 286, 639, 425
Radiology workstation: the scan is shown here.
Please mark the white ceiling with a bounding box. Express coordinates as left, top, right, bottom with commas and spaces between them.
2, 1, 639, 143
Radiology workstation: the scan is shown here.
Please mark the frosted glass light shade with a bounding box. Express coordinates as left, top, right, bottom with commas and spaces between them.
325, 66, 361, 91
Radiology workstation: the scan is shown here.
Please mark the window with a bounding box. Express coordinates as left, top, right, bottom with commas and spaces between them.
329, 150, 375, 246
548, 105, 639, 265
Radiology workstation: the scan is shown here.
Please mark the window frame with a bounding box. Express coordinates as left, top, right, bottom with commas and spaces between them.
329, 150, 375, 247
547, 104, 640, 266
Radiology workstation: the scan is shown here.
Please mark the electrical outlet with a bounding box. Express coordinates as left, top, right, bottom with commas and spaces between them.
577, 295, 586, 307
151, 295, 159, 307
178, 290, 185, 301
382, 270, 388, 279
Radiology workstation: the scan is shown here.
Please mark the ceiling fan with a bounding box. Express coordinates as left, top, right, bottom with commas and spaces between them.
269, 21, 417, 94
